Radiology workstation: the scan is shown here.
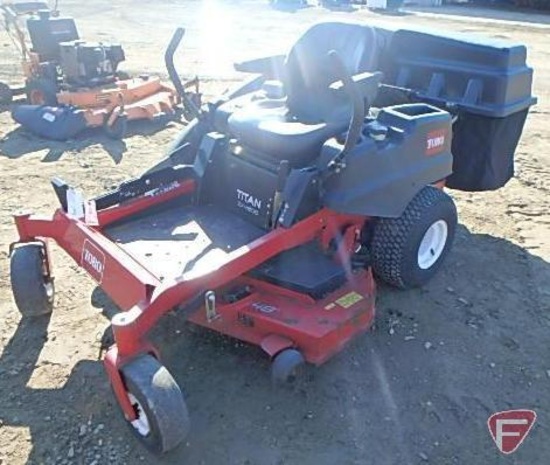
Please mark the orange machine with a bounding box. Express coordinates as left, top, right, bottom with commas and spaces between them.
55, 76, 180, 138
1, 1, 195, 138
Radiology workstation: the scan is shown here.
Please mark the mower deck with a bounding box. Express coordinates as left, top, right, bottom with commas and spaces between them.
58, 77, 179, 127
105, 203, 375, 364
187, 269, 375, 365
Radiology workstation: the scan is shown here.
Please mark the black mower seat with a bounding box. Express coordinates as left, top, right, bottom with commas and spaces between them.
228, 22, 379, 165
228, 100, 348, 166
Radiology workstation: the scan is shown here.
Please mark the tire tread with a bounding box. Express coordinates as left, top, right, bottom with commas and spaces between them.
371, 186, 457, 289
121, 355, 189, 454
10, 244, 53, 317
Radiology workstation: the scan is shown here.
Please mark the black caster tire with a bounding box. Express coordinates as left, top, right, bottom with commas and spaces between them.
271, 348, 305, 384
371, 186, 457, 289
0, 82, 13, 105
26, 78, 58, 105
120, 355, 189, 454
10, 243, 55, 317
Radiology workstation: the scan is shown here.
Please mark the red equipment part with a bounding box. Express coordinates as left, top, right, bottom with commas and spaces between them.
187, 273, 375, 365
12, 179, 376, 373
10, 171, 377, 453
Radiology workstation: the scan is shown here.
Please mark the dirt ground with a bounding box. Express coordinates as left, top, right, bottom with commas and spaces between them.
0, 1, 549, 464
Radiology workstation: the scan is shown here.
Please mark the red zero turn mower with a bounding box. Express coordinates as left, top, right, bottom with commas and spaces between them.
9, 22, 535, 454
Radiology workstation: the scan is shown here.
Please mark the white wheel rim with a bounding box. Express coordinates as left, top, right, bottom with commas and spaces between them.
417, 220, 448, 270
128, 393, 151, 437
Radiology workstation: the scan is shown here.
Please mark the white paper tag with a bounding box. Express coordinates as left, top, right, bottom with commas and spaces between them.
42, 112, 56, 123
66, 188, 85, 219
84, 199, 99, 226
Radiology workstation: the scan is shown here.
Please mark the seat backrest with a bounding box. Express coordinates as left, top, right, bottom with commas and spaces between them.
284, 22, 378, 122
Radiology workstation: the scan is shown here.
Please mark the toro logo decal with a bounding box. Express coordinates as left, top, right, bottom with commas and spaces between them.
81, 240, 105, 284
487, 409, 537, 455
426, 129, 447, 156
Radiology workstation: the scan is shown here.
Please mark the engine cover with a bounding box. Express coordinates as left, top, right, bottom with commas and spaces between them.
59, 40, 125, 86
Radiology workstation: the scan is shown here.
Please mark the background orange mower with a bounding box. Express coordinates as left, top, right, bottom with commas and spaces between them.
1, 1, 198, 138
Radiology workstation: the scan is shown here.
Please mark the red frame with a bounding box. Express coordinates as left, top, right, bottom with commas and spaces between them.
12, 178, 376, 420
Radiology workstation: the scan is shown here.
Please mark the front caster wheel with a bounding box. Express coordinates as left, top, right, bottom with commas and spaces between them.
120, 355, 189, 454
271, 348, 305, 385
10, 243, 55, 317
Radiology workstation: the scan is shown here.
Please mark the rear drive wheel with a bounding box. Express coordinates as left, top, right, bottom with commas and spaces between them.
10, 243, 55, 317
371, 186, 457, 289
26, 78, 58, 105
120, 355, 189, 454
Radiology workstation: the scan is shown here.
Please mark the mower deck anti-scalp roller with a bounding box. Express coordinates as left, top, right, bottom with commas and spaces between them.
9, 21, 536, 455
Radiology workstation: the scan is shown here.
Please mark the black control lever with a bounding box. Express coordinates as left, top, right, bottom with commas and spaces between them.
165, 28, 202, 120
271, 160, 290, 228
326, 50, 366, 172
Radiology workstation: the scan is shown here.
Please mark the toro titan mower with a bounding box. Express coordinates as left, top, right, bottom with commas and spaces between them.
9, 22, 535, 454
0, 1, 196, 139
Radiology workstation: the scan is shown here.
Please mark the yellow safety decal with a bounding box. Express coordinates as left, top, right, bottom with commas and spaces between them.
335, 291, 364, 309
